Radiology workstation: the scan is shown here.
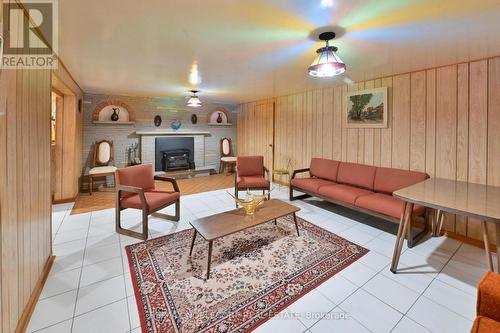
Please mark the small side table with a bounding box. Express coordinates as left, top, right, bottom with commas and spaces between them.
273, 169, 290, 190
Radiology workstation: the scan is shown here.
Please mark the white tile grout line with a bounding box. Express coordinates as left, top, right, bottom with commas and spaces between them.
387, 242, 465, 333
68, 209, 93, 333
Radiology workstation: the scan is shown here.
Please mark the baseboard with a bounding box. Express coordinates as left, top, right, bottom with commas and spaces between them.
15, 255, 55, 333
52, 196, 77, 204
445, 231, 497, 252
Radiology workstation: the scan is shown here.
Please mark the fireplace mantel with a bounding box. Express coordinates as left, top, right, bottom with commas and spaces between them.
135, 130, 210, 136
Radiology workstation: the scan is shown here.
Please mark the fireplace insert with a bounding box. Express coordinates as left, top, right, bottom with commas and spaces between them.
162, 149, 195, 171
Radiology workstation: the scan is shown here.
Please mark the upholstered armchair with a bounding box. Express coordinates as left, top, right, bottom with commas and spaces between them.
235, 156, 270, 207
115, 164, 180, 240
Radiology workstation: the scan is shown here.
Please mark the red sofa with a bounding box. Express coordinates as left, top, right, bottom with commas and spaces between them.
290, 158, 429, 247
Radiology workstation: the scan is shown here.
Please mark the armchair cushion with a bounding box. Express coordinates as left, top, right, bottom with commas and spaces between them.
471, 316, 500, 333
318, 184, 373, 205
237, 156, 264, 177
337, 162, 377, 190
115, 164, 155, 198
309, 158, 340, 182
121, 190, 180, 211
477, 272, 500, 323
290, 178, 335, 193
355, 193, 425, 218
237, 176, 270, 189
374, 167, 429, 194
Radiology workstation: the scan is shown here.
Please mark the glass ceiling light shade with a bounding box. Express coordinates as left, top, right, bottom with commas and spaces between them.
308, 32, 346, 78
187, 90, 202, 108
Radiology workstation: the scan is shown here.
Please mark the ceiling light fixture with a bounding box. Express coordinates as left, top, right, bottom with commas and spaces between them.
187, 90, 202, 108
308, 31, 346, 78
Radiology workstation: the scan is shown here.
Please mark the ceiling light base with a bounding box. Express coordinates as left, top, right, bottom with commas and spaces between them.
318, 32, 336, 41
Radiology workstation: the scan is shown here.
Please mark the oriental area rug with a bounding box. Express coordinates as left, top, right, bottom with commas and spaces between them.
126, 214, 368, 333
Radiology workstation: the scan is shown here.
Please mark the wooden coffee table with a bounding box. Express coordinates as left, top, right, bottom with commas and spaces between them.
189, 199, 301, 279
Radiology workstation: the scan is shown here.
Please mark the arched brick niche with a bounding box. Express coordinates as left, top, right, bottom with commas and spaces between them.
207, 108, 231, 124
92, 100, 136, 122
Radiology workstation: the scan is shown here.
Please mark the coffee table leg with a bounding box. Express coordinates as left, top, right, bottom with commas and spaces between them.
206, 240, 213, 280
293, 213, 300, 236
189, 230, 197, 256
274, 218, 277, 226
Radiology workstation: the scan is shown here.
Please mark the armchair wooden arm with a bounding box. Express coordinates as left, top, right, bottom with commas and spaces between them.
263, 166, 271, 180
291, 168, 310, 180
116, 184, 147, 209
154, 175, 180, 192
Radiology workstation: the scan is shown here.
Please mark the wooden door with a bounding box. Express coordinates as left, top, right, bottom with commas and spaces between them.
254, 101, 274, 171
236, 100, 275, 172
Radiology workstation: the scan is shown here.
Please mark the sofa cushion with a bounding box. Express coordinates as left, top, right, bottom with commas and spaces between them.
355, 193, 425, 218
237, 156, 264, 176
318, 184, 373, 205
309, 158, 340, 182
471, 316, 500, 333
121, 190, 179, 211
238, 176, 269, 189
337, 162, 377, 190
374, 167, 429, 194
291, 178, 335, 193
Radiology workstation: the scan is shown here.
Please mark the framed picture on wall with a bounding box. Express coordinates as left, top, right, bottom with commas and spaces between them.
346, 87, 388, 128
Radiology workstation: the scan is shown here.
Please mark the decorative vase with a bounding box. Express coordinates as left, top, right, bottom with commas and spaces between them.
154, 115, 162, 127
110, 108, 120, 121
216, 112, 223, 124
170, 120, 182, 130
191, 114, 198, 124
228, 191, 267, 215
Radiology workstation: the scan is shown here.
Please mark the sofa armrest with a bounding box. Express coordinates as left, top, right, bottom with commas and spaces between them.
291, 168, 310, 181
477, 272, 500, 322
154, 175, 180, 192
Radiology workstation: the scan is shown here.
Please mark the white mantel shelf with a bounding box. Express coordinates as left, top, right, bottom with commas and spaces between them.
135, 130, 211, 136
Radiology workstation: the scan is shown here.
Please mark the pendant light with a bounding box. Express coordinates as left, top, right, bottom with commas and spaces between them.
308, 31, 346, 78
187, 90, 202, 108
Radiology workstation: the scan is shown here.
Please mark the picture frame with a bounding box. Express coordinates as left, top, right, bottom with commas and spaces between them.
345, 87, 388, 128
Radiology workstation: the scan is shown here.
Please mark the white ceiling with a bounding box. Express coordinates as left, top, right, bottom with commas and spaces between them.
58, 0, 500, 104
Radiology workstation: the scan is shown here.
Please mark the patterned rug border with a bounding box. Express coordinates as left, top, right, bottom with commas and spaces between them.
126, 215, 369, 333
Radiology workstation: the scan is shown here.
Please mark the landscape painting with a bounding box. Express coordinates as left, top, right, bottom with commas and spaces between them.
346, 87, 388, 128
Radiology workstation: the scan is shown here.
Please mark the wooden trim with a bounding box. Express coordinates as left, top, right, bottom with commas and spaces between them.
14, 255, 55, 333
445, 230, 497, 252
52, 196, 78, 204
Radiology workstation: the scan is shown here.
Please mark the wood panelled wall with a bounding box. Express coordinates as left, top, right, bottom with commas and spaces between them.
237, 56, 500, 244
0, 1, 74, 331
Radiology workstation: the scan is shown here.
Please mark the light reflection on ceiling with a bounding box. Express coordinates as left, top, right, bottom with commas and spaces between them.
58, 0, 500, 104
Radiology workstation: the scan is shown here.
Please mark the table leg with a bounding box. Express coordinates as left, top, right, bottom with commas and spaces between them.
481, 221, 493, 272
189, 230, 197, 256
273, 218, 277, 226
206, 240, 213, 280
391, 202, 412, 273
293, 212, 300, 236
496, 223, 500, 273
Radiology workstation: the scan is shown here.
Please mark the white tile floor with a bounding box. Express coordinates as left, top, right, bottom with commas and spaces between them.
28, 185, 496, 333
